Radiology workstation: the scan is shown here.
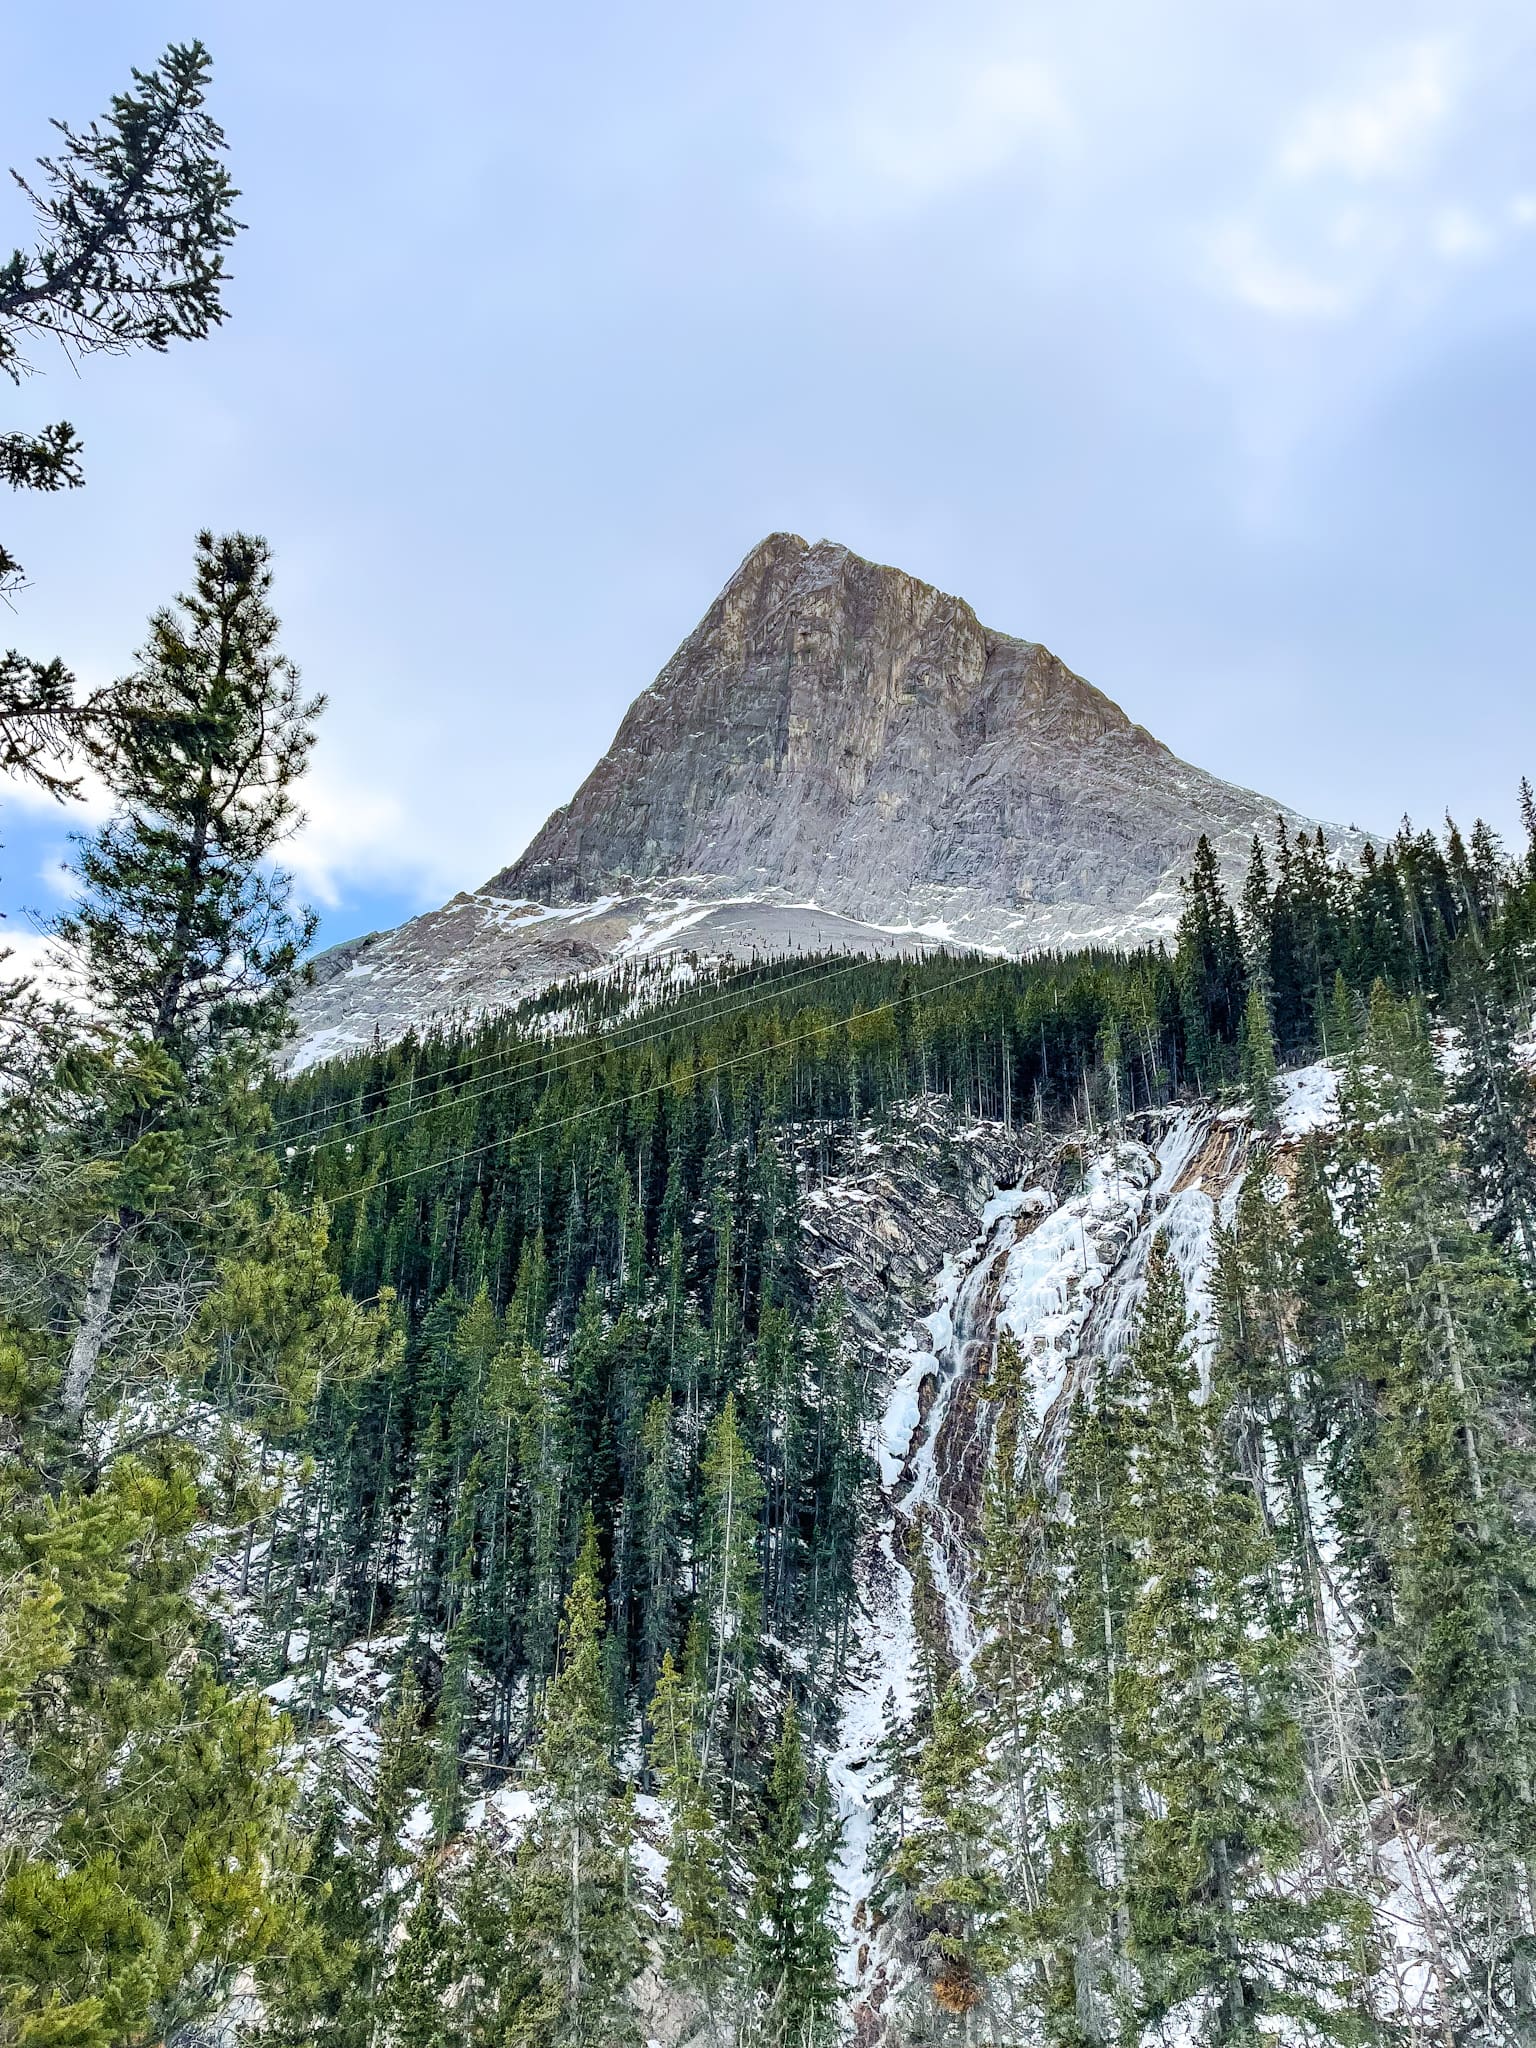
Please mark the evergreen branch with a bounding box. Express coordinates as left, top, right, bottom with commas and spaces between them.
0, 42, 241, 370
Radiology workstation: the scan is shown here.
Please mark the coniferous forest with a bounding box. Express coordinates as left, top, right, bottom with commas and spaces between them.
8, 36, 1536, 2048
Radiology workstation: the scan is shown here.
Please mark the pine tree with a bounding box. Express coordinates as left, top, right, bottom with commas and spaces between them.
865, 1688, 920, 1936
637, 1394, 683, 1707
370, 1663, 426, 1901
973, 1331, 1054, 1931
741, 1700, 842, 2048
1, 42, 240, 622
1338, 989, 1536, 2012
1447, 971, 1536, 1278
1045, 1356, 1139, 2039
1117, 1236, 1366, 2041
1211, 1172, 1325, 1637
648, 1649, 736, 2039
387, 1866, 461, 2048
1174, 835, 1246, 1088
805, 1293, 869, 1680
264, 1791, 375, 2048
518, 1512, 643, 2045
893, 1672, 1020, 2035
51, 530, 320, 1432
452, 1841, 560, 2048
0, 527, 328, 2047
1239, 836, 1273, 1005
697, 1392, 765, 1785
1237, 986, 1279, 1129
0, 1657, 306, 2048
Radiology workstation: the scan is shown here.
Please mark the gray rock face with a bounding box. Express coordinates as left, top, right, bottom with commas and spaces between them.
288, 534, 1363, 1067
500, 532, 1351, 950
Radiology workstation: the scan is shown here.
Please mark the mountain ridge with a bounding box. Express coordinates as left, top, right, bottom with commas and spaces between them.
288, 534, 1364, 1068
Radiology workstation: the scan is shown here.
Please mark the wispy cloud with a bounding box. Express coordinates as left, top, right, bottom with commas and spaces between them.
1428, 203, 1495, 259
1279, 38, 1457, 182
1206, 223, 1363, 322
3, 758, 423, 920
283, 768, 414, 910
778, 44, 1069, 222
1198, 31, 1536, 321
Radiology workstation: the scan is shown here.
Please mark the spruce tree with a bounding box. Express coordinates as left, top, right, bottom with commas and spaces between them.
1448, 973, 1536, 1278
51, 530, 319, 1431
637, 1393, 683, 1707
1237, 986, 1279, 1130
741, 1700, 842, 2048
369, 1663, 427, 1903
0, 529, 330, 2042
1046, 1356, 1139, 2038
452, 1841, 560, 2048
1339, 989, 1536, 2013
518, 1513, 643, 2045
1, 41, 241, 686
648, 1649, 736, 2040
1118, 1237, 1367, 2041
1174, 836, 1246, 1088
387, 1866, 461, 2048
264, 1791, 375, 2048
973, 1331, 1054, 1931
892, 1672, 1020, 2036
697, 1392, 765, 1784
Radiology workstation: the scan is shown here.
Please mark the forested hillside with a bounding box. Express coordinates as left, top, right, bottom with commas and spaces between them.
6, 25, 1536, 2048
6, 523, 1536, 2047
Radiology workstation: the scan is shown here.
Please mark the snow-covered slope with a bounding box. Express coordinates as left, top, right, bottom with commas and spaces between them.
816, 1074, 1452, 2044
286, 892, 955, 1073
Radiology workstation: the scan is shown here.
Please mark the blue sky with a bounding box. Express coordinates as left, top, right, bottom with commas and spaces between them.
3, 0, 1535, 962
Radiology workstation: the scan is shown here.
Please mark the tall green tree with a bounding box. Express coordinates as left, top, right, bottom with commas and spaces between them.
2, 42, 241, 775
697, 1392, 765, 1784
892, 1672, 1020, 2037
648, 1649, 736, 2041
973, 1331, 1054, 1932
0, 534, 331, 2048
51, 529, 318, 1431
518, 1513, 643, 2045
1339, 988, 1536, 2016
386, 1866, 460, 2048
1117, 1237, 1367, 2042
1236, 986, 1278, 1129
1045, 1356, 1139, 2040
741, 1700, 841, 2048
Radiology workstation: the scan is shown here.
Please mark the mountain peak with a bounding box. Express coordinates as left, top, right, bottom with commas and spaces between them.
496, 534, 1187, 918
288, 539, 1362, 1067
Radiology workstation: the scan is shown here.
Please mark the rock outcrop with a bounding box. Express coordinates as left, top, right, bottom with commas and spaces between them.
503, 531, 1322, 950
288, 534, 1363, 1068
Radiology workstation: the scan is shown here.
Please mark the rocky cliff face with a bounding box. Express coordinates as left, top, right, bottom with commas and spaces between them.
288, 534, 1362, 1067
500, 533, 1341, 948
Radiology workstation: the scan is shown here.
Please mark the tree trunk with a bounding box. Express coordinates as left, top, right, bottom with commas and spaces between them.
59, 1219, 125, 1428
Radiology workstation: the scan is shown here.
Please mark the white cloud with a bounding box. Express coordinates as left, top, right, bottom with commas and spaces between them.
1203, 33, 1526, 320
38, 852, 82, 901
4, 758, 426, 918
0, 926, 84, 1009
0, 765, 113, 825
1429, 204, 1494, 259
1206, 222, 1361, 321
1279, 38, 1456, 181
780, 48, 1068, 221
284, 767, 413, 909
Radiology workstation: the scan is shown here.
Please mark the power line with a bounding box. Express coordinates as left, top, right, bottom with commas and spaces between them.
258, 948, 873, 1149
298, 954, 1012, 1218
260, 947, 940, 1167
